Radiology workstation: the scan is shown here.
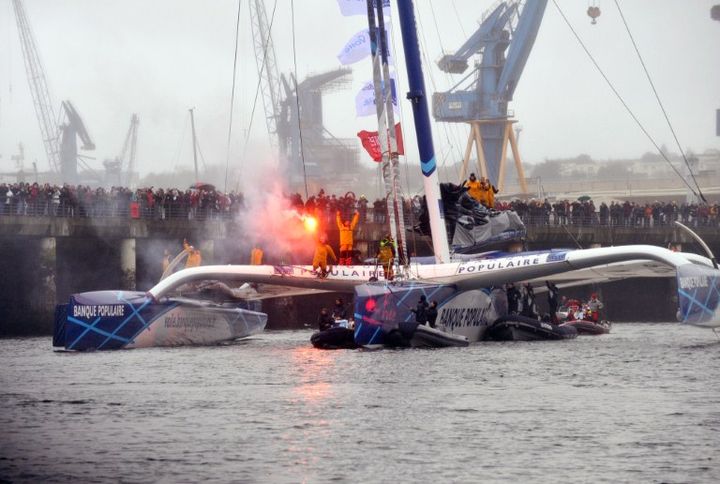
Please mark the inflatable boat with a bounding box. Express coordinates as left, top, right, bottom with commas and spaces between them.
383, 322, 470, 348
311, 324, 358, 350
485, 315, 578, 341
560, 319, 611, 335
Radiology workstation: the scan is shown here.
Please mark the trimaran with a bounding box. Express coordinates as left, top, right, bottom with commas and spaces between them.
53, 0, 720, 350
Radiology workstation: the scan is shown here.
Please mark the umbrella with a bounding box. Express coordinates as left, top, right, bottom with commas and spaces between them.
190, 182, 215, 191
577, 195, 592, 202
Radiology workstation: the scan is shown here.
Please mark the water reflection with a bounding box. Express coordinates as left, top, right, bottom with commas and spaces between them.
290, 344, 336, 405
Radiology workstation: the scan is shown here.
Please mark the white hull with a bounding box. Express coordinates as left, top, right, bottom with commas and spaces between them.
127, 301, 266, 349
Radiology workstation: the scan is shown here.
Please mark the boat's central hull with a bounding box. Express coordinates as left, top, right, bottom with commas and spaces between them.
353, 282, 500, 346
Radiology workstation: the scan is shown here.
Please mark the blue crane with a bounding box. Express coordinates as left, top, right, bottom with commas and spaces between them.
433, 0, 547, 192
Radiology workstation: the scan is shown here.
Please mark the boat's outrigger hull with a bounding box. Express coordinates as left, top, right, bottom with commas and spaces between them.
676, 263, 720, 328
53, 291, 266, 351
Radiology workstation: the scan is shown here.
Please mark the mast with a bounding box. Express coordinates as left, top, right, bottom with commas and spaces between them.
366, 1, 400, 266
376, 2, 409, 267
396, 0, 450, 263
189, 108, 199, 183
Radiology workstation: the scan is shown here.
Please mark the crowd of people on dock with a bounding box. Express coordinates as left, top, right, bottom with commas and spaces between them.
0, 182, 244, 219
2, 180, 718, 227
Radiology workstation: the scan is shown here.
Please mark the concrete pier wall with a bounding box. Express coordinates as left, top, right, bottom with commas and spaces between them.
1, 216, 718, 335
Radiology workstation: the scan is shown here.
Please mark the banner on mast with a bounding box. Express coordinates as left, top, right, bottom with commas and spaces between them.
337, 0, 391, 17
337, 28, 393, 65
357, 123, 405, 162
355, 77, 397, 117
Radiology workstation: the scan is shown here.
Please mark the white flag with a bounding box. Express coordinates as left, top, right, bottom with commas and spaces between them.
355, 77, 398, 117
337, 0, 391, 17
337, 28, 393, 66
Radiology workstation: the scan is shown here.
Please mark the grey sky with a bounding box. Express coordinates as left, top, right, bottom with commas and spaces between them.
1, 0, 718, 183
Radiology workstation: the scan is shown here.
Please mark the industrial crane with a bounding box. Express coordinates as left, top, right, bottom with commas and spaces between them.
59, 101, 96, 182
12, 0, 96, 184
103, 114, 139, 187
248, 0, 282, 144
277, 68, 354, 186
433, 0, 548, 192
247, 0, 357, 192
12, 0, 60, 173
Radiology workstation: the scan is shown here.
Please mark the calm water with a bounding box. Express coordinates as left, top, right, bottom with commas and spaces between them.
1, 324, 719, 483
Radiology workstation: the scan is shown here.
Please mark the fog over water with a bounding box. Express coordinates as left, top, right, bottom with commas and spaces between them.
1, 0, 718, 186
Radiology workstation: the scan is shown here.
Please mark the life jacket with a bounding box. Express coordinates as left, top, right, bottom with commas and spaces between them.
464, 179, 483, 202
377, 244, 394, 264
250, 248, 263, 265
484, 183, 498, 208
313, 243, 337, 266
186, 251, 202, 268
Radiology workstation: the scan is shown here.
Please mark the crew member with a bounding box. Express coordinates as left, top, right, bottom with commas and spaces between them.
250, 246, 263, 265
481, 177, 499, 209
336, 210, 360, 266
521, 283, 537, 319
546, 281, 560, 323
587, 293, 604, 322
312, 234, 337, 278
183, 239, 202, 268
426, 300, 439, 328
332, 297, 348, 320
411, 295, 429, 324
377, 235, 395, 280
464, 173, 483, 203
506, 283, 521, 314
317, 308, 334, 332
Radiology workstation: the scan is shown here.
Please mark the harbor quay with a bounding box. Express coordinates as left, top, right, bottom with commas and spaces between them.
1, 215, 718, 336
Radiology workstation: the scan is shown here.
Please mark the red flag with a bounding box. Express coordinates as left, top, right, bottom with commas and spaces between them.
357, 123, 404, 162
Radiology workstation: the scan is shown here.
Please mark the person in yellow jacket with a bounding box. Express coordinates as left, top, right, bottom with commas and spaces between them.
480, 176, 499, 209
250, 246, 264, 265
183, 239, 202, 268
376, 235, 395, 281
463, 173, 483, 203
336, 210, 359, 265
312, 234, 337, 278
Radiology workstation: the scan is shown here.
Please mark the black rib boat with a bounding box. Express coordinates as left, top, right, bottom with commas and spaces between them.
311, 326, 358, 350
486, 315, 578, 341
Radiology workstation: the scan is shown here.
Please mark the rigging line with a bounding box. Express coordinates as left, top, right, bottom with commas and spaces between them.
426, 0, 472, 170
290, 0, 308, 200
613, 0, 706, 203
551, 0, 701, 200
386, 9, 416, 207
240, 0, 279, 173
450, 0, 467, 38
195, 135, 209, 172
171, 114, 190, 171
427, 0, 446, 54
224, 0, 243, 193
415, 3, 464, 175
